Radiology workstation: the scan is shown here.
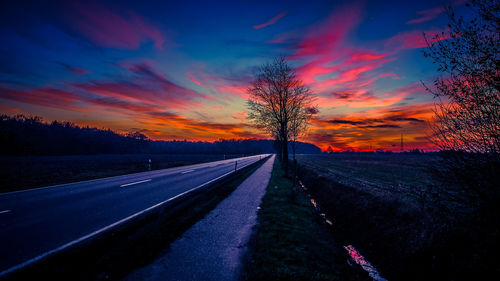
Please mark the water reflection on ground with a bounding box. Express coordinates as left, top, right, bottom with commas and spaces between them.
344, 245, 387, 281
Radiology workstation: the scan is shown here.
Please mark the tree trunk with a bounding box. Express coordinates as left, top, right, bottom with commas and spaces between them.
282, 127, 289, 176
280, 139, 284, 163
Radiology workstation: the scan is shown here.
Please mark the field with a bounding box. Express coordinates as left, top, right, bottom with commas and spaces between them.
296, 153, 494, 281
297, 153, 439, 197
0, 154, 242, 193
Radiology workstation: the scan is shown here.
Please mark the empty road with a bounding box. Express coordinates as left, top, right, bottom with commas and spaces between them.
0, 154, 269, 275
124, 155, 275, 281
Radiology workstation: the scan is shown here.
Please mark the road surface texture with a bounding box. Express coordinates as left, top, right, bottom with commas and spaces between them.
0, 154, 269, 276
123, 155, 275, 281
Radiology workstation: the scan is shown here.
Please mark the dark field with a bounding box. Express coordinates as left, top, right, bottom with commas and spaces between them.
296, 153, 449, 207
297, 153, 438, 194
0, 154, 241, 193
296, 153, 496, 281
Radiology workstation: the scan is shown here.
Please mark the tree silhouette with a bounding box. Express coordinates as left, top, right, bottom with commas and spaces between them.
247, 57, 316, 174
422, 0, 500, 252
423, 0, 499, 155
289, 106, 318, 161
0, 114, 322, 156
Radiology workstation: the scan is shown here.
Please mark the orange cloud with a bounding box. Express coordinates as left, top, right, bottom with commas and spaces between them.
135, 111, 265, 141
303, 103, 435, 151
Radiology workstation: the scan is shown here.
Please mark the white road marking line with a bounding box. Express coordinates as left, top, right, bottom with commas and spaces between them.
0, 155, 271, 278
0, 210, 11, 214
0, 167, 239, 278
120, 179, 151, 188
0, 154, 269, 196
181, 169, 195, 174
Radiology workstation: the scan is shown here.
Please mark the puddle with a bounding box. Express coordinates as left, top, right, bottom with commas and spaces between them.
344, 245, 387, 281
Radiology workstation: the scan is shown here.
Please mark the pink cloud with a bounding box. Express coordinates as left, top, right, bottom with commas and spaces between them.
253, 11, 288, 29
187, 73, 202, 86
0, 85, 169, 115
232, 111, 247, 122
380, 72, 400, 80
0, 87, 82, 111
315, 81, 425, 109
407, 0, 466, 24
317, 89, 407, 108
0, 80, 208, 126
312, 57, 393, 90
266, 36, 287, 44
72, 76, 204, 110
69, 66, 89, 74
281, 2, 393, 97
291, 3, 362, 59
58, 62, 90, 75
185, 71, 250, 101
385, 29, 450, 50
293, 49, 388, 86
407, 6, 445, 24
70, 2, 166, 50
0, 62, 208, 114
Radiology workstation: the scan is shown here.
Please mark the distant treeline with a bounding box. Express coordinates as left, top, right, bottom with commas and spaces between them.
0, 114, 321, 156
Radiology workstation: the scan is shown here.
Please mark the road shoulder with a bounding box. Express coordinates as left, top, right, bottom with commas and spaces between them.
123, 155, 275, 281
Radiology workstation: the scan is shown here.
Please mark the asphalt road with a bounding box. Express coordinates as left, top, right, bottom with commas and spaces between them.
124, 155, 275, 281
0, 154, 269, 275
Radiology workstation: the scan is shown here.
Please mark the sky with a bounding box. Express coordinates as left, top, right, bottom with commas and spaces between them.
0, 0, 471, 151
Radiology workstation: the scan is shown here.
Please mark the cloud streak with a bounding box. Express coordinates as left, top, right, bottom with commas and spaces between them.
253, 11, 287, 29
305, 103, 434, 151
407, 0, 466, 24
70, 2, 166, 50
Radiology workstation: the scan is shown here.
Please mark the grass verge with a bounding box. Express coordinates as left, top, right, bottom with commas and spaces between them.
241, 158, 368, 281
3, 158, 267, 281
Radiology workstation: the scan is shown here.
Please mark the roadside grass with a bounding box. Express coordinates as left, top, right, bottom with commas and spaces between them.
242, 158, 367, 281
0, 154, 242, 193
4, 158, 266, 281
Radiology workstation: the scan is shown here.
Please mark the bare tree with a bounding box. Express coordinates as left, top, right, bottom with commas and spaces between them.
423, 0, 500, 221
247, 57, 316, 175
289, 106, 318, 161
423, 0, 499, 155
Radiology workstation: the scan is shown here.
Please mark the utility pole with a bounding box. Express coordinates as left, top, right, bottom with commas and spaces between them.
400, 132, 404, 152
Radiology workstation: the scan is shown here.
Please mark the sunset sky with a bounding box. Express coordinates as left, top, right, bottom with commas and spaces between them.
0, 0, 471, 151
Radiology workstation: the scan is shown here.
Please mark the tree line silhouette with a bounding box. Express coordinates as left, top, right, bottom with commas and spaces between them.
0, 114, 321, 156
